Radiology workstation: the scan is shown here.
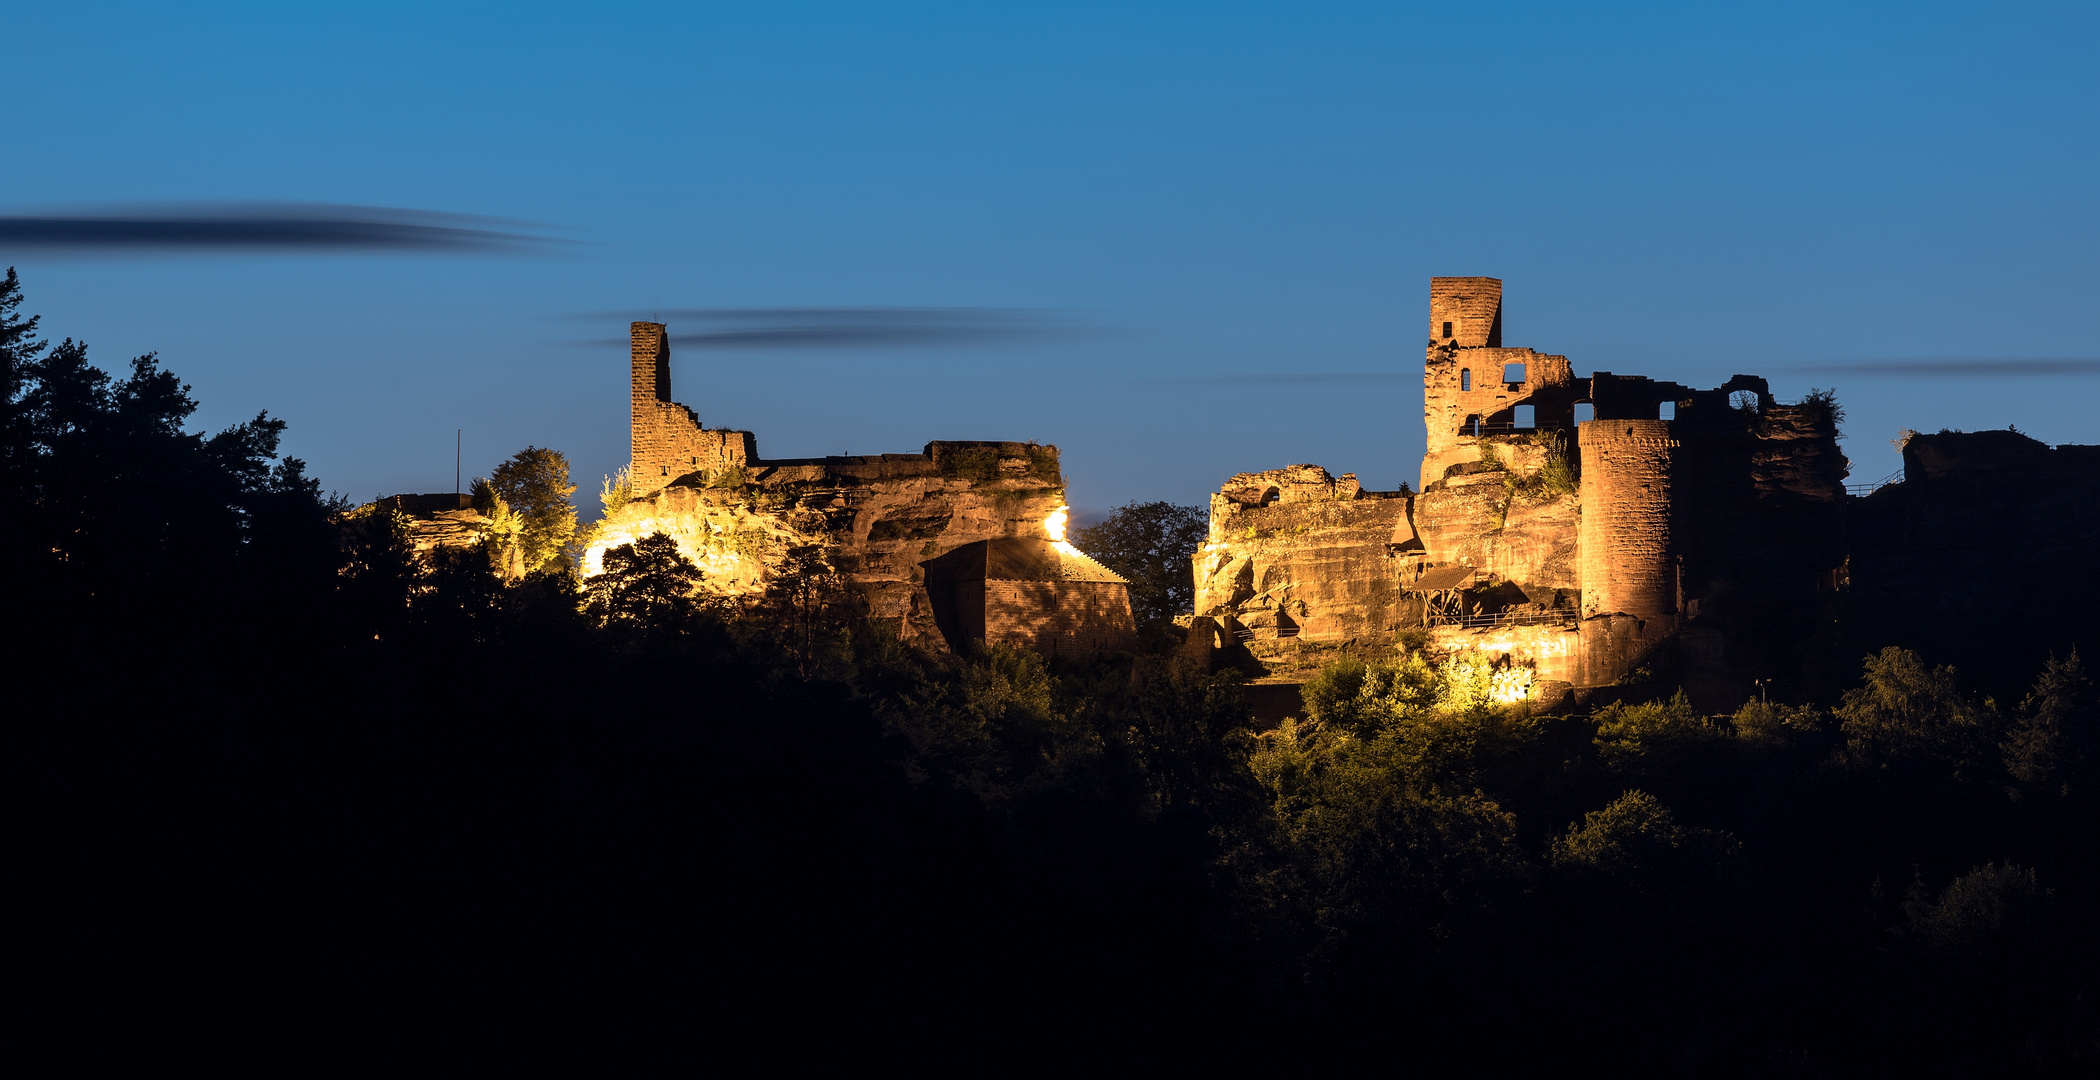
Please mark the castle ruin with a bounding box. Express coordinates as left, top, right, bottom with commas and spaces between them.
1191, 277, 1850, 700
592, 322, 1136, 658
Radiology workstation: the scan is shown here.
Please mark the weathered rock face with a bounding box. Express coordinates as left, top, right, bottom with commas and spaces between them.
1411, 441, 1579, 596
1191, 465, 1417, 642
370, 493, 489, 554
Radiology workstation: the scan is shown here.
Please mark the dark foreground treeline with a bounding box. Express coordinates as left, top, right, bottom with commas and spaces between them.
10, 270, 2099, 1072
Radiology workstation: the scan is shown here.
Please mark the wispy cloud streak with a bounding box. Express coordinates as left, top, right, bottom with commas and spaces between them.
1154, 372, 1408, 386
1791, 357, 2100, 377
0, 202, 547, 253
578, 307, 1089, 349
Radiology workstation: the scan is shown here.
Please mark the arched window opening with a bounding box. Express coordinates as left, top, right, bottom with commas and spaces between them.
1574, 402, 1595, 424
1464, 414, 1481, 437
1730, 390, 1760, 413
1659, 401, 1676, 421
1259, 487, 1281, 506
1503, 363, 1526, 384
1514, 404, 1535, 429
1459, 368, 1472, 392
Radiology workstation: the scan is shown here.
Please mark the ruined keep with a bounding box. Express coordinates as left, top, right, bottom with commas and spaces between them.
1191, 277, 1851, 700
592, 322, 1136, 654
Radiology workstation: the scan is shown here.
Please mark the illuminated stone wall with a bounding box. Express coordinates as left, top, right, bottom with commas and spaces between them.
629, 322, 756, 492
1577, 418, 1678, 622
975, 580, 1137, 661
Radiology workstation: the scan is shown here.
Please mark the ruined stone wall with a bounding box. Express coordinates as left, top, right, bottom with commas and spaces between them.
630, 322, 757, 492
980, 580, 1138, 661
590, 440, 1066, 644
1431, 622, 1583, 685
1421, 344, 1578, 490
1578, 419, 1677, 622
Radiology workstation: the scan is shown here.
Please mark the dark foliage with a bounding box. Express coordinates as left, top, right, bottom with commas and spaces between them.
12, 271, 2100, 1072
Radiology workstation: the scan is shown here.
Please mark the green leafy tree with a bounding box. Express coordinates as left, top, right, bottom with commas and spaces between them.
1903, 862, 2050, 954
486, 445, 576, 575
582, 531, 703, 630
2002, 650, 2096, 798
1073, 500, 1207, 633
1551, 789, 1737, 884
1836, 646, 1995, 774
1592, 690, 1718, 769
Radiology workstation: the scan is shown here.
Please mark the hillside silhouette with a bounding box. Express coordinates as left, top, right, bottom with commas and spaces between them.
9, 269, 2098, 1073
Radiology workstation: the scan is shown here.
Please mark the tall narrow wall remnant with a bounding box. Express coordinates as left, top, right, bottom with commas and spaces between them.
629, 322, 756, 492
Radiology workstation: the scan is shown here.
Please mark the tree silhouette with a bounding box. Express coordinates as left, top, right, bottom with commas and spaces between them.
583, 531, 703, 630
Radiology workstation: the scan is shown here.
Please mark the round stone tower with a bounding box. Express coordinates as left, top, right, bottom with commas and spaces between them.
1578, 419, 1678, 620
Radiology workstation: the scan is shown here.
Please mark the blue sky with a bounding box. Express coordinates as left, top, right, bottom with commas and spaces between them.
8, 1, 2096, 519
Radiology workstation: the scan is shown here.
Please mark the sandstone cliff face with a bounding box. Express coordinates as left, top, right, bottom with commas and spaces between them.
1192, 465, 1416, 642
1413, 443, 1579, 596
589, 441, 1065, 643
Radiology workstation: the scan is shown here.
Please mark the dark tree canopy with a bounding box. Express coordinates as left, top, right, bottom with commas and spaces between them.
1072, 500, 1206, 632
583, 531, 703, 630
0, 265, 330, 620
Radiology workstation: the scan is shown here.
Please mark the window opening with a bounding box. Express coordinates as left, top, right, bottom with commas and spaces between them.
1442, 321, 1454, 339
1503, 363, 1526, 384
1259, 487, 1281, 506
1659, 401, 1675, 421
1514, 404, 1535, 429
1459, 368, 1471, 392
1574, 402, 1595, 423
1730, 390, 1760, 413
1465, 414, 1481, 437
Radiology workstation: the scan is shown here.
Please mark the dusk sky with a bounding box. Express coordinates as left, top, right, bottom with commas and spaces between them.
9, 1, 2096, 520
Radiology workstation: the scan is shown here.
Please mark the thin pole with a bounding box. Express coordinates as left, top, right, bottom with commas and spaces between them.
456, 429, 461, 495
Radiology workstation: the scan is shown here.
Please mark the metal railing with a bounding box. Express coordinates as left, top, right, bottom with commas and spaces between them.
1427, 609, 1578, 630
1461, 421, 1556, 436
1846, 468, 1905, 497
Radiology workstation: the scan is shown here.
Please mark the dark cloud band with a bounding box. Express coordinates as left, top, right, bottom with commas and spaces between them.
1161, 372, 1408, 386
1792, 358, 2100, 376
0, 202, 545, 253
580, 307, 1085, 350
